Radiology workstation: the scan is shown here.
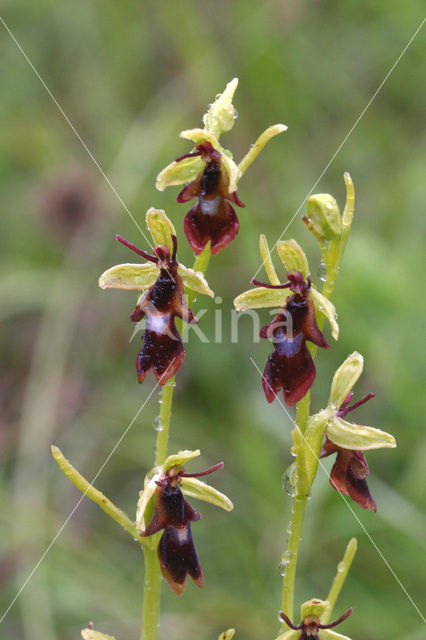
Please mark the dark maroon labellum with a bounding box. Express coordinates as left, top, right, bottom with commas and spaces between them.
116, 234, 196, 386
255, 272, 329, 406
176, 142, 244, 255
143, 462, 223, 595
321, 391, 377, 511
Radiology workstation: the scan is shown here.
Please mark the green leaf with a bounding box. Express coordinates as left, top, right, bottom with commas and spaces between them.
328, 352, 364, 408
98, 263, 158, 290
203, 77, 239, 137
259, 234, 280, 285
277, 239, 309, 279
238, 123, 287, 175
310, 288, 339, 340
180, 477, 233, 511
326, 416, 396, 451
81, 629, 115, 640
178, 265, 214, 297
156, 155, 204, 191
234, 286, 289, 311
146, 207, 176, 251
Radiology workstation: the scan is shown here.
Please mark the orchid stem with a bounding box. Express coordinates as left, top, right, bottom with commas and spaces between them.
280, 174, 355, 629
139, 245, 211, 640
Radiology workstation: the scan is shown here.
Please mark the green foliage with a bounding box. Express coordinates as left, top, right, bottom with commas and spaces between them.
0, 2, 424, 640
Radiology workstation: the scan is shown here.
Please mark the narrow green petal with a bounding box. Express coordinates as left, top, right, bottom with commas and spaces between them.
277, 239, 310, 279
156, 155, 204, 191
234, 287, 289, 311
327, 416, 396, 451
181, 477, 233, 511
319, 630, 352, 640
328, 352, 364, 408
98, 263, 158, 290
220, 151, 242, 193
180, 127, 222, 151
163, 449, 201, 473
238, 124, 287, 175
146, 207, 176, 251
259, 234, 280, 285
203, 77, 239, 137
178, 265, 214, 297
310, 288, 339, 340
81, 630, 115, 640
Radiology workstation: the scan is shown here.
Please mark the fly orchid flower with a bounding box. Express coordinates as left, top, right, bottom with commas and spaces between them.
234, 236, 339, 405
99, 208, 213, 385
156, 78, 287, 255
305, 352, 396, 510
278, 599, 353, 640
136, 450, 233, 595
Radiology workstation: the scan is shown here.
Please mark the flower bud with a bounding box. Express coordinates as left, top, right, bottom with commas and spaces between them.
81, 629, 115, 640
276, 239, 309, 279
218, 630, 235, 640
305, 194, 342, 241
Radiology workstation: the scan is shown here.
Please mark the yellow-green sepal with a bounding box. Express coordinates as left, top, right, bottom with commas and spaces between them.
156, 155, 204, 191
180, 476, 233, 512
146, 207, 176, 252
310, 288, 339, 340
234, 286, 289, 311
277, 239, 309, 279
259, 234, 280, 285
203, 77, 239, 137
163, 449, 201, 473
178, 265, 214, 297
218, 630, 235, 640
81, 629, 115, 640
328, 352, 364, 408
98, 263, 158, 290
301, 598, 329, 620
180, 127, 222, 150
326, 416, 396, 451
319, 631, 352, 640
275, 630, 299, 640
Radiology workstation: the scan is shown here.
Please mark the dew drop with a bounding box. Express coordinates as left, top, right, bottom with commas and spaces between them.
317, 260, 327, 282
232, 108, 238, 119
337, 561, 345, 573
153, 416, 163, 431
282, 463, 298, 497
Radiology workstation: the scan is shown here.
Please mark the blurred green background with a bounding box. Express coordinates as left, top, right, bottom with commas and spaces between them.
0, 1, 425, 639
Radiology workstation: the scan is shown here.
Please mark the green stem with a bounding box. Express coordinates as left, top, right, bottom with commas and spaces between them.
280, 174, 355, 627
154, 378, 175, 467
140, 543, 163, 640
140, 244, 211, 640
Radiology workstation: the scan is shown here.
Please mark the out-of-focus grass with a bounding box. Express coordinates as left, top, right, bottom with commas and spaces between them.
0, 2, 425, 639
